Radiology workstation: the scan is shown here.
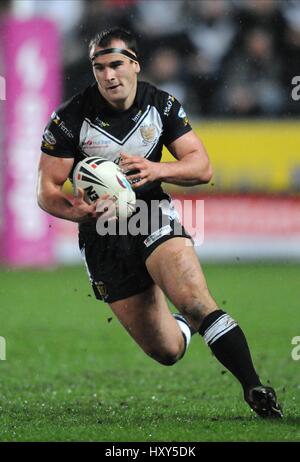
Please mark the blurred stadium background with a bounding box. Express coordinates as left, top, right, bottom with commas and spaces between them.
0, 0, 299, 266
0, 0, 299, 442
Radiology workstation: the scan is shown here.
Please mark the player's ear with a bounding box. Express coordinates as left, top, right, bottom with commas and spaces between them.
135, 61, 141, 74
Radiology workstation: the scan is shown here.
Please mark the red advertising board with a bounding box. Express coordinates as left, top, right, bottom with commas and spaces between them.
173, 194, 300, 260
50, 194, 300, 263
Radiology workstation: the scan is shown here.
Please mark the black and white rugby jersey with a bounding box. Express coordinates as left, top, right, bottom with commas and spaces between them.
41, 81, 192, 198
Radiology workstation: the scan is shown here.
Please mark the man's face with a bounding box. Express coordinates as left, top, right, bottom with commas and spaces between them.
90, 39, 140, 110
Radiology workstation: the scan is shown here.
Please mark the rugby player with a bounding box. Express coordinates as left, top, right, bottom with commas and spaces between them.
37, 28, 282, 418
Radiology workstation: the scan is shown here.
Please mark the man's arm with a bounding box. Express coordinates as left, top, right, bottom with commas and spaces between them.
120, 131, 213, 188
159, 130, 213, 186
37, 153, 98, 222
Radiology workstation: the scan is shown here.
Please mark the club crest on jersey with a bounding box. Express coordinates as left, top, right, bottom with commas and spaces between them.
140, 124, 156, 144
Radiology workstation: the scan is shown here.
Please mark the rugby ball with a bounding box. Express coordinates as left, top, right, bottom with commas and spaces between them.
73, 156, 136, 219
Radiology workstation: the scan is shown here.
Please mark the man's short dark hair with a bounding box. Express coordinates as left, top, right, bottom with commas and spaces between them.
89, 28, 138, 57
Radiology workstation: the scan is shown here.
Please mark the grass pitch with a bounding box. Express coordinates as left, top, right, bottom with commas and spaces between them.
0, 262, 299, 442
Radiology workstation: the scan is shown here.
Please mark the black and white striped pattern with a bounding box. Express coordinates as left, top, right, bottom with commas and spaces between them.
79, 105, 163, 161
173, 314, 193, 354
203, 313, 237, 346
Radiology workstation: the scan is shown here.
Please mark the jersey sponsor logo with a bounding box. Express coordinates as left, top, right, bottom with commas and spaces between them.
164, 94, 175, 116
58, 120, 74, 139
143, 224, 172, 247
43, 129, 56, 145
132, 109, 143, 123
95, 117, 110, 128
51, 112, 74, 139
140, 124, 157, 144
83, 139, 111, 149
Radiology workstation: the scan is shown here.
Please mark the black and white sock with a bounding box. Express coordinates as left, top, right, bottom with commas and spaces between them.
173, 313, 193, 358
199, 309, 261, 392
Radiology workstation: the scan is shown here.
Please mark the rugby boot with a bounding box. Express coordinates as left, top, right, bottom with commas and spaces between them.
244, 385, 283, 418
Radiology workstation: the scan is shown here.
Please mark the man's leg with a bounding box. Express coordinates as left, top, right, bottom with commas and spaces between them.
145, 237, 283, 418
80, 228, 192, 366
109, 284, 192, 365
